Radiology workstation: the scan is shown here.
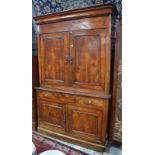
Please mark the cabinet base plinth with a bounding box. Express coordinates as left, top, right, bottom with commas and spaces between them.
38, 127, 105, 152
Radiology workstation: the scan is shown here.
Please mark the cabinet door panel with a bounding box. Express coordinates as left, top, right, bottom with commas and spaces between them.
73, 35, 100, 83
67, 105, 104, 143
38, 98, 66, 133
39, 32, 69, 87
70, 29, 109, 92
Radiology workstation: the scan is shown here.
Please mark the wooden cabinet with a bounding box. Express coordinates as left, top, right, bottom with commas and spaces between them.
34, 4, 116, 151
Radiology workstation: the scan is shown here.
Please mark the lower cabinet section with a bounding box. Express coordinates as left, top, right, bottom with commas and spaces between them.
36, 89, 109, 151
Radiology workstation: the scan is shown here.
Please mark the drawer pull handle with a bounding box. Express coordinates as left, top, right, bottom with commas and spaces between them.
88, 100, 92, 104
44, 93, 48, 97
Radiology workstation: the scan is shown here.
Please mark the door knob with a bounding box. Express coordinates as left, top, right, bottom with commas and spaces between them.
44, 93, 48, 97
88, 100, 92, 104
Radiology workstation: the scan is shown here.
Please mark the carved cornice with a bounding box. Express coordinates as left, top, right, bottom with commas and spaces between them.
34, 4, 117, 25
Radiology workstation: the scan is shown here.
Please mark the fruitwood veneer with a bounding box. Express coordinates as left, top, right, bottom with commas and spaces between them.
34, 4, 117, 151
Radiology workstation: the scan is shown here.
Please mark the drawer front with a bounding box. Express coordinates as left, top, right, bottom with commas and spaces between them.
37, 90, 108, 108
37, 97, 67, 133
76, 96, 108, 108
37, 90, 76, 104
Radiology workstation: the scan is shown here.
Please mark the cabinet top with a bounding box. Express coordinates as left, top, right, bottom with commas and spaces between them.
34, 3, 116, 25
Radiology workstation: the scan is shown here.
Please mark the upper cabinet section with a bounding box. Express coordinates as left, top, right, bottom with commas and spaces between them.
34, 4, 116, 96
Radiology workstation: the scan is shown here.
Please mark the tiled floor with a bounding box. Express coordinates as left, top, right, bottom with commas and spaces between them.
109, 145, 122, 155
47, 136, 122, 155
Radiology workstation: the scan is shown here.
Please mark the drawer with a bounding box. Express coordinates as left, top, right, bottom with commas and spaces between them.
76, 96, 108, 108
37, 89, 108, 108
37, 90, 76, 103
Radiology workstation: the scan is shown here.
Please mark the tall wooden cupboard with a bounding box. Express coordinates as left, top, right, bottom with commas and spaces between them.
34, 4, 116, 151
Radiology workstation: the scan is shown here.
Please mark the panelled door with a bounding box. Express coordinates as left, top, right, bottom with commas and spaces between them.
69, 29, 109, 92
39, 29, 110, 93
39, 32, 69, 87
67, 105, 104, 143
37, 97, 67, 133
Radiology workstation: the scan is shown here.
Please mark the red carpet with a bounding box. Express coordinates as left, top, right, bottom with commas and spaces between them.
32, 131, 88, 155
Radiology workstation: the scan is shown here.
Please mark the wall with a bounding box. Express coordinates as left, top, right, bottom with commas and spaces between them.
32, 0, 122, 19
112, 20, 122, 142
